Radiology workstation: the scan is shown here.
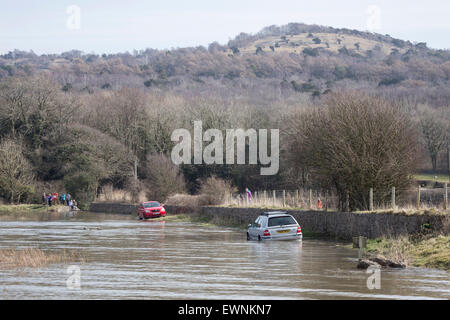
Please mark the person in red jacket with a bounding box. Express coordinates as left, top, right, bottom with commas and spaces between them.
317, 198, 323, 210
52, 193, 58, 205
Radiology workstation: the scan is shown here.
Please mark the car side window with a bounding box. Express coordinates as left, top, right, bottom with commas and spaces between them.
254, 217, 261, 228
260, 217, 267, 228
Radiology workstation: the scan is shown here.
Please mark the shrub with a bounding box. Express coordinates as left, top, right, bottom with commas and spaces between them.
291, 81, 318, 93
97, 183, 147, 204
64, 171, 98, 210
303, 48, 319, 57
165, 193, 209, 207
230, 46, 240, 54
392, 39, 405, 48
338, 46, 349, 55
333, 66, 347, 79
224, 70, 241, 80
62, 83, 72, 92
143, 153, 186, 202
198, 176, 236, 205
378, 76, 404, 86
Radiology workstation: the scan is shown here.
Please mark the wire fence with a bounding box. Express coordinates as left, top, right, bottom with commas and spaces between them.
226, 185, 449, 212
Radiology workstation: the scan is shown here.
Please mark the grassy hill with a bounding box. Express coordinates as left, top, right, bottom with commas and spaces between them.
1, 22, 449, 106
227, 32, 407, 56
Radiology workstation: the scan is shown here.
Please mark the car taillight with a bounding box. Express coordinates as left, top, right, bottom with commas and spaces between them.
263, 229, 270, 236
297, 226, 302, 234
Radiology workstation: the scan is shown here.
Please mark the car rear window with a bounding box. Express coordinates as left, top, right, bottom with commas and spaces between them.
268, 216, 296, 227
144, 202, 160, 208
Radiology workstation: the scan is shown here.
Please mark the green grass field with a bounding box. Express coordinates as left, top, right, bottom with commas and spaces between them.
365, 235, 450, 271
414, 173, 450, 183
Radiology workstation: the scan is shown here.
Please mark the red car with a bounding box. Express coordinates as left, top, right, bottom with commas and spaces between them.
138, 201, 166, 219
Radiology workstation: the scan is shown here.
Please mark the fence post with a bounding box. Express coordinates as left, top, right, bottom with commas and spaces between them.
369, 188, 374, 211
246, 192, 249, 206
417, 185, 421, 209
358, 236, 367, 260
264, 190, 267, 206
282, 190, 286, 207
346, 190, 350, 212
273, 190, 276, 207
254, 191, 258, 206
391, 186, 396, 210
325, 190, 328, 211
445, 183, 448, 210
309, 189, 313, 209
295, 189, 299, 207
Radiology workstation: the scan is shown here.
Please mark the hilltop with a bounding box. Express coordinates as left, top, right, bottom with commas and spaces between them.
227, 23, 415, 55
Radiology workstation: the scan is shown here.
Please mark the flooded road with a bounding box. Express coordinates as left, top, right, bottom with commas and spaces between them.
0, 212, 449, 300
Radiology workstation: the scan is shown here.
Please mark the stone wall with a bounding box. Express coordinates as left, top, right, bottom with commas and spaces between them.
89, 202, 139, 215
89, 203, 449, 240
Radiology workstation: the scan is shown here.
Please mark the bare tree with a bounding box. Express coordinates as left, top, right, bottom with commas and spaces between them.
0, 76, 76, 148
0, 138, 35, 203
285, 92, 418, 211
143, 153, 186, 202
419, 108, 448, 172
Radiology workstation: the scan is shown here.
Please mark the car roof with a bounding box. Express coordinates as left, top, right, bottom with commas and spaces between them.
143, 201, 160, 204
261, 211, 290, 217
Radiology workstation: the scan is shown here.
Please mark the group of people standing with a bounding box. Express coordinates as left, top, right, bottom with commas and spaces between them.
42, 192, 78, 210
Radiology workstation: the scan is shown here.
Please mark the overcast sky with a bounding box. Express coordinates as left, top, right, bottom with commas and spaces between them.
1, 0, 449, 54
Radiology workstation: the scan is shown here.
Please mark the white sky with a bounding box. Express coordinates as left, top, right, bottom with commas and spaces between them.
0, 0, 449, 54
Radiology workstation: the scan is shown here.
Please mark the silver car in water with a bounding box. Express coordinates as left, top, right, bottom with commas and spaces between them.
247, 211, 302, 241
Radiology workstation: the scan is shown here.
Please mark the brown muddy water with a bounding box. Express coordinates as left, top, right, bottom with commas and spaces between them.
0, 212, 448, 300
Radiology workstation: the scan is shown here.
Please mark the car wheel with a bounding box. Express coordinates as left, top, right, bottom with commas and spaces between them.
258, 235, 262, 241
139, 215, 143, 220
246, 232, 250, 241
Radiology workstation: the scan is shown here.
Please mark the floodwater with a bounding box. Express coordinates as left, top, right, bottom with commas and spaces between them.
0, 212, 449, 300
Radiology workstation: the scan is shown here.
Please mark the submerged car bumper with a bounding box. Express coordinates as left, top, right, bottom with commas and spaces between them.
262, 233, 302, 241
143, 212, 161, 218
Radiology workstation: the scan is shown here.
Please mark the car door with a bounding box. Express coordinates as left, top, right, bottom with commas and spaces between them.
249, 217, 261, 239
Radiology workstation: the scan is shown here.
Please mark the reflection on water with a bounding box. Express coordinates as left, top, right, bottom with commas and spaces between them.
0, 212, 448, 300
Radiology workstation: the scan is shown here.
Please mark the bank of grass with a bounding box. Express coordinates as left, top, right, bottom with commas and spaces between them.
353, 208, 449, 216
214, 203, 448, 216
364, 234, 450, 271
0, 248, 84, 269
0, 204, 68, 215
